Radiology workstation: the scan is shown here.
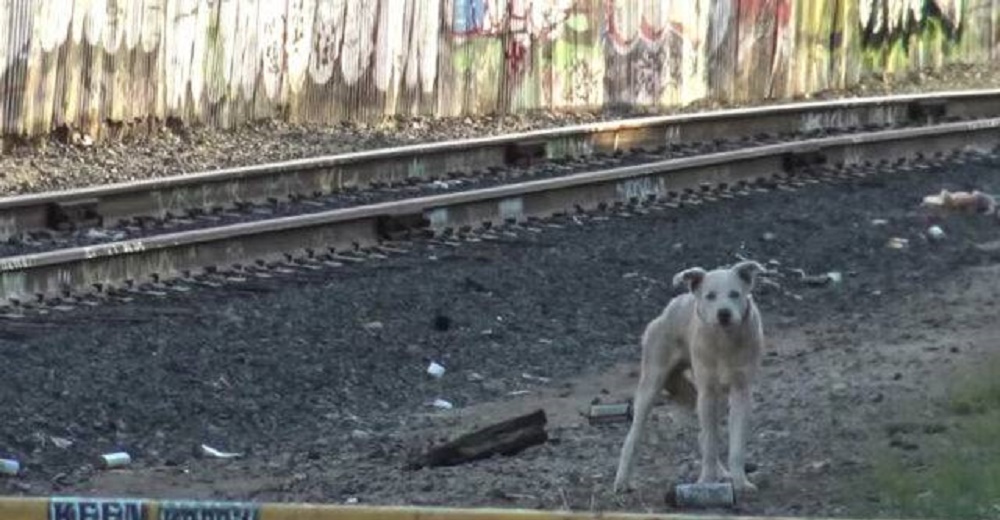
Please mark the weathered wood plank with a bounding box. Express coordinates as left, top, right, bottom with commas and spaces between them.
406, 409, 549, 470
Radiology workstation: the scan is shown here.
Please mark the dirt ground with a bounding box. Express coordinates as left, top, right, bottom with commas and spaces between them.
2, 150, 1000, 516
1, 63, 999, 196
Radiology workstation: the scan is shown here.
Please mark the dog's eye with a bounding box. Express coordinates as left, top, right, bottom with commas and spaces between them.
729, 290, 740, 299
706, 292, 717, 301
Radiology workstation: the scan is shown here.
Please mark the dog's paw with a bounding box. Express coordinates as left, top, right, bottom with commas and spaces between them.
696, 472, 719, 485
612, 473, 629, 494
731, 478, 758, 495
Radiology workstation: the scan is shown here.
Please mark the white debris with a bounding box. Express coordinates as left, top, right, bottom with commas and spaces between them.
345, 497, 359, 505
200, 444, 242, 459
521, 373, 551, 384
50, 436, 73, 449
430, 398, 453, 410
887, 237, 909, 249
0, 459, 19, 476
100, 452, 131, 468
927, 225, 945, 240
870, 218, 889, 226
467, 372, 485, 382
427, 362, 446, 379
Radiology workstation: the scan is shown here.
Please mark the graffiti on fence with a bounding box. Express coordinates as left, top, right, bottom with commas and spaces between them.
0, 0, 997, 139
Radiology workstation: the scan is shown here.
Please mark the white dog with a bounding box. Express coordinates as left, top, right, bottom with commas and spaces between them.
613, 260, 766, 494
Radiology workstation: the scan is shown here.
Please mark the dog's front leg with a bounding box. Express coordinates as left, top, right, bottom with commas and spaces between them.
696, 383, 722, 484
727, 383, 757, 493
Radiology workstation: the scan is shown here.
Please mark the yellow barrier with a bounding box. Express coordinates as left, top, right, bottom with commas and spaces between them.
0, 496, 862, 520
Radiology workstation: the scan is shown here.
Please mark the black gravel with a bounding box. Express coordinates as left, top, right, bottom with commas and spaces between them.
1, 152, 1000, 513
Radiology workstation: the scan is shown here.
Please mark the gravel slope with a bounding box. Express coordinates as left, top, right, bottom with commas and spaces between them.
1, 151, 1000, 516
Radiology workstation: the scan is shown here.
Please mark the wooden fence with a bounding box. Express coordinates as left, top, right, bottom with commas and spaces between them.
0, 0, 996, 140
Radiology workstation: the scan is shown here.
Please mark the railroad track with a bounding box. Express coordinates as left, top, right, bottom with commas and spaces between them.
2, 90, 1000, 308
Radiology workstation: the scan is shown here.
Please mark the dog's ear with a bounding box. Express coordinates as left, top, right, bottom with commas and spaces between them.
672, 267, 707, 292
732, 260, 766, 288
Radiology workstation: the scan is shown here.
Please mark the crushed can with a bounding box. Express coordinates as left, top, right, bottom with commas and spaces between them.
666, 482, 736, 509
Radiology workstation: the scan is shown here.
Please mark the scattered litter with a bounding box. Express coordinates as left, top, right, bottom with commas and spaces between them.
100, 452, 131, 469
587, 402, 633, 425
666, 482, 735, 509
922, 189, 996, 214
362, 321, 384, 332
50, 436, 73, 449
467, 372, 485, 382
870, 218, 889, 226
926, 225, 946, 241
622, 272, 639, 279
761, 231, 777, 242
887, 237, 909, 249
351, 429, 372, 440
508, 390, 532, 396
345, 497, 359, 505
537, 338, 553, 345
427, 362, 446, 379
200, 444, 242, 459
429, 398, 453, 410
793, 269, 842, 287
808, 459, 832, 472
521, 373, 551, 384
0, 459, 20, 476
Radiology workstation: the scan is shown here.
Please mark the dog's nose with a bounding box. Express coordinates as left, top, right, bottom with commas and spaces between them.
717, 308, 733, 325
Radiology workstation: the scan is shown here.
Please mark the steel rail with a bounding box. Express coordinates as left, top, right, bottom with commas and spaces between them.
1, 89, 999, 240
2, 117, 998, 303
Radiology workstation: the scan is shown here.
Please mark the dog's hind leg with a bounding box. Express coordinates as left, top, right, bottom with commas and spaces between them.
613, 363, 668, 492
613, 320, 682, 493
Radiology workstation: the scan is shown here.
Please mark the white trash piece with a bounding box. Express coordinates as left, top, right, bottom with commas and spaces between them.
200, 444, 242, 459
0, 459, 20, 476
427, 362, 446, 379
927, 225, 945, 240
100, 452, 132, 468
430, 398, 453, 410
